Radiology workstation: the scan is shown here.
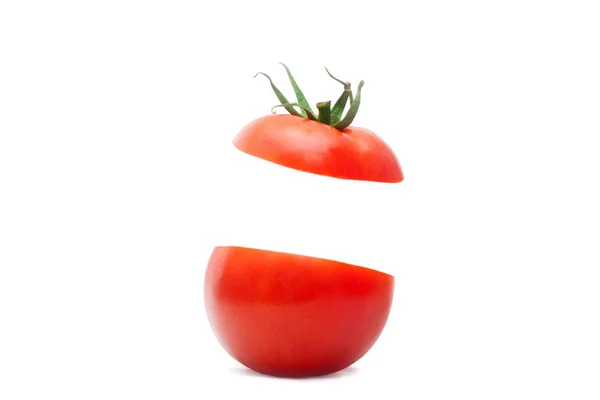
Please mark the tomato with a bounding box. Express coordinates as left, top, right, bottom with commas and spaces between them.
204, 65, 400, 377
232, 63, 404, 184
234, 114, 404, 183
204, 246, 395, 377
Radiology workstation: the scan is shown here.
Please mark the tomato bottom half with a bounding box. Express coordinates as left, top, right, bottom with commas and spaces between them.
204, 245, 395, 377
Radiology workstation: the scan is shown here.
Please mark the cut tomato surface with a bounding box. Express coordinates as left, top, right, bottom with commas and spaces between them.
204, 245, 395, 377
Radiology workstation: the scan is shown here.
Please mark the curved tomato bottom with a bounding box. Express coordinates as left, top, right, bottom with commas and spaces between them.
204, 246, 394, 377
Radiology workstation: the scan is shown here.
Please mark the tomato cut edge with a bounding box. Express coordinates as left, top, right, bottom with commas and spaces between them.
211, 244, 395, 280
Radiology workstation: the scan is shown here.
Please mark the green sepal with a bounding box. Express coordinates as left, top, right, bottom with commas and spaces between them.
279, 63, 314, 118
325, 67, 353, 103
330, 90, 350, 125
254, 72, 303, 118
333, 80, 365, 130
271, 103, 317, 121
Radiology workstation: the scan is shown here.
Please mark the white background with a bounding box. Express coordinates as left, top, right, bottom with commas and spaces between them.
1, 0, 599, 399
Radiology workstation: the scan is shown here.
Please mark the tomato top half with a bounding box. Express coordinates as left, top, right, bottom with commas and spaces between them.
233, 64, 404, 184
234, 114, 404, 183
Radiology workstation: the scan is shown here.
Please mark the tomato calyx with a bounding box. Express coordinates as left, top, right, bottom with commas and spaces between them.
254, 63, 365, 131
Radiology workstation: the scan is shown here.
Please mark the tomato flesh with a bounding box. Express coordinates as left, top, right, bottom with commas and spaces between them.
204, 246, 395, 377
233, 115, 404, 183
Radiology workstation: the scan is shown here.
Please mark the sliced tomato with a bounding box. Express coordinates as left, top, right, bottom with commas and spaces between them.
232, 64, 404, 184
204, 246, 395, 377
233, 115, 403, 183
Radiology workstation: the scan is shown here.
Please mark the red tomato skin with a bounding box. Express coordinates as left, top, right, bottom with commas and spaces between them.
233, 115, 404, 183
204, 246, 395, 377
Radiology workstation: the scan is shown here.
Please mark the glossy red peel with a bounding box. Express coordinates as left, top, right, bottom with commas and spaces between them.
204, 245, 395, 377
233, 114, 404, 183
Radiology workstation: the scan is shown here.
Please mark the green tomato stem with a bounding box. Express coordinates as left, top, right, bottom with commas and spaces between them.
316, 101, 331, 125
